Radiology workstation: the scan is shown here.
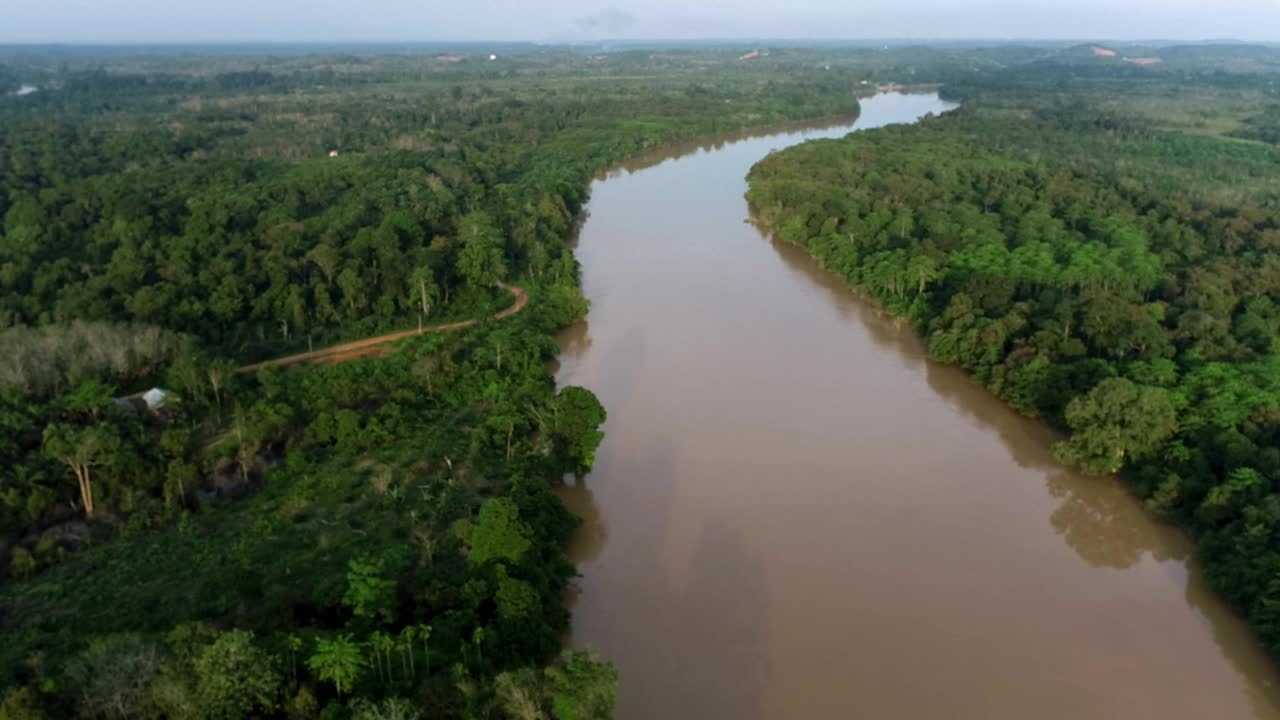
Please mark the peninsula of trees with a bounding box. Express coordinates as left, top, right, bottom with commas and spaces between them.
749, 60, 1280, 658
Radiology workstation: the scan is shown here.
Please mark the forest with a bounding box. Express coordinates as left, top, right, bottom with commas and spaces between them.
1236, 105, 1280, 145
0, 49, 867, 718
6, 38, 1280, 718
748, 63, 1280, 660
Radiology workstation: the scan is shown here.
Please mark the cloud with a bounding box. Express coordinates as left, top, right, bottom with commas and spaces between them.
574, 7, 637, 36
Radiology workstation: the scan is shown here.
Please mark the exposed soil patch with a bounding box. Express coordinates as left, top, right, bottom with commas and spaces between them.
239, 283, 528, 373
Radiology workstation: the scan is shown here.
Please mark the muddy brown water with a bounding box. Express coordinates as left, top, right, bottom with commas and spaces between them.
554, 92, 1280, 719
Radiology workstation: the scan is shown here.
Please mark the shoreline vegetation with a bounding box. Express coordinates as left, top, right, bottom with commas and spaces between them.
2, 40, 1280, 718
747, 68, 1280, 666
593, 109, 863, 178
0, 48, 864, 718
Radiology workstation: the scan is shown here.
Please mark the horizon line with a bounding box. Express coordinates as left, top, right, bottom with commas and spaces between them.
0, 36, 1277, 48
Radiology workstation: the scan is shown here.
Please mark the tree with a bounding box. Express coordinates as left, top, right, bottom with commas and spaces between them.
166, 349, 209, 407
1053, 378, 1178, 475
0, 686, 47, 720
492, 651, 617, 720
467, 498, 532, 567
42, 422, 120, 518
906, 254, 938, 295
409, 267, 438, 322
368, 632, 396, 684
338, 266, 368, 319
496, 569, 540, 621
284, 635, 303, 683
415, 625, 432, 676
307, 635, 366, 696
549, 387, 607, 475
349, 698, 419, 720
192, 630, 283, 720
396, 628, 415, 678
282, 687, 318, 720
164, 460, 196, 511
206, 358, 238, 415
495, 669, 546, 720
64, 634, 162, 720
457, 212, 507, 290
343, 557, 397, 624
544, 651, 617, 720
60, 380, 115, 420
1198, 468, 1267, 525
230, 406, 262, 487
8, 549, 36, 580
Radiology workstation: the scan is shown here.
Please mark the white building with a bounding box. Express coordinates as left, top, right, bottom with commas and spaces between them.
142, 387, 170, 411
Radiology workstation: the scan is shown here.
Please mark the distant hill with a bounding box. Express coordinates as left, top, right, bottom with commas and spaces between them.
1028, 42, 1280, 71
1037, 44, 1126, 65
1154, 43, 1280, 70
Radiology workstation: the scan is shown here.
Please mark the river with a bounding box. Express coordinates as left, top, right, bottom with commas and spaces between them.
554, 92, 1280, 719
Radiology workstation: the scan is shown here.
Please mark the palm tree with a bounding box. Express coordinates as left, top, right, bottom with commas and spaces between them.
307, 634, 366, 696
416, 625, 432, 676
285, 634, 302, 682
398, 627, 416, 678
472, 627, 485, 664
371, 631, 395, 683
367, 635, 384, 683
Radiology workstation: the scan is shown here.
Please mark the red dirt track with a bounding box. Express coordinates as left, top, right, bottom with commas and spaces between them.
237, 282, 528, 373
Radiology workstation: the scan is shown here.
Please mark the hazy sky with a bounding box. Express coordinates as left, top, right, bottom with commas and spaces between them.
4, 0, 1280, 44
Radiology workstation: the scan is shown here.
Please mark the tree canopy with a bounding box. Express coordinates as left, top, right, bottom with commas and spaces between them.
748, 77, 1280, 658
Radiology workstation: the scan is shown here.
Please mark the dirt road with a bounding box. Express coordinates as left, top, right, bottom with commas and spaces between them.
238, 282, 528, 372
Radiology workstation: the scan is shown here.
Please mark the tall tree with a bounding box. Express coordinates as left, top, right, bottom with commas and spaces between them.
409, 267, 438, 322
42, 423, 120, 518
457, 213, 508, 290
1053, 378, 1178, 475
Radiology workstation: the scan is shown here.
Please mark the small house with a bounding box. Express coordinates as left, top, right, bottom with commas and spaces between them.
142, 387, 170, 412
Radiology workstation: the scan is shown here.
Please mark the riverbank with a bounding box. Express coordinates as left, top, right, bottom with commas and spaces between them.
558, 91, 1280, 719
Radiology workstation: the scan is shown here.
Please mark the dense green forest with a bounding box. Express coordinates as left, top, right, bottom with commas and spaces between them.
748, 66, 1280, 660
1235, 105, 1280, 145
0, 51, 861, 363
0, 49, 868, 718
7, 39, 1280, 717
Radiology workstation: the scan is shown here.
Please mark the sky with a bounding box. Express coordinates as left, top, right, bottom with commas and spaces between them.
3, 0, 1280, 44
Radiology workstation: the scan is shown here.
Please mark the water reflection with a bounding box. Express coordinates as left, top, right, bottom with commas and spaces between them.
1183, 558, 1280, 719
768, 206, 1183, 570
557, 318, 594, 356
558, 92, 1280, 719
559, 434, 772, 719
768, 233, 928, 360
758, 129, 1280, 717
558, 476, 607, 566
1045, 471, 1181, 569
668, 517, 769, 720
